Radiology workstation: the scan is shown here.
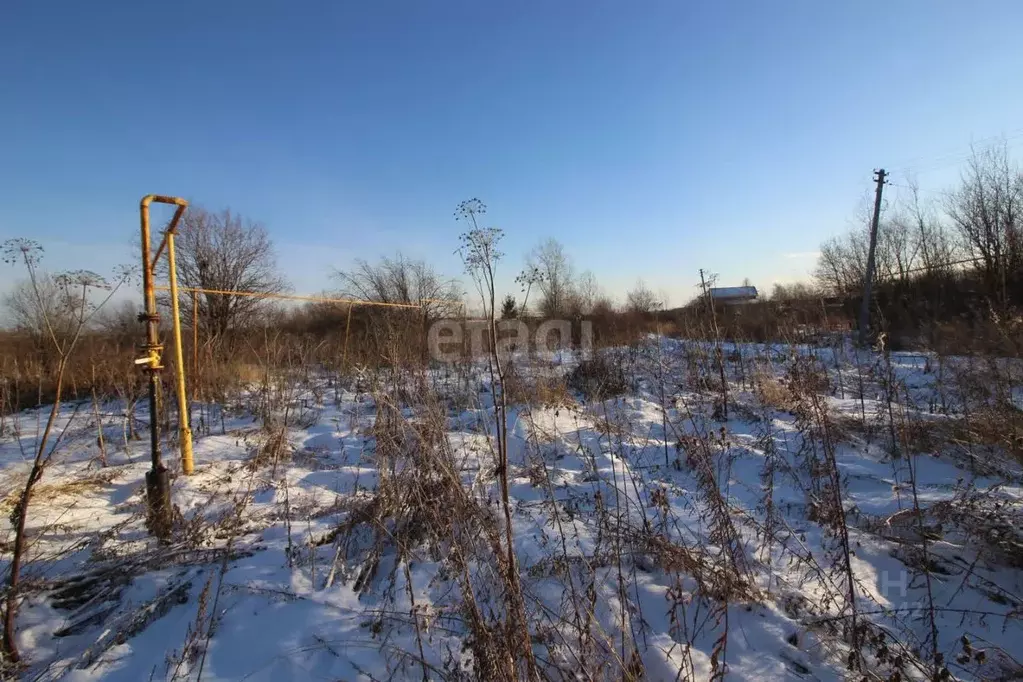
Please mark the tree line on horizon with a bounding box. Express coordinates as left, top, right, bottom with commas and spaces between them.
3, 141, 1022, 358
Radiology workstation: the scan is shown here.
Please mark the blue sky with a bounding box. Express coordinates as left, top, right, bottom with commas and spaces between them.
2, 1, 1022, 307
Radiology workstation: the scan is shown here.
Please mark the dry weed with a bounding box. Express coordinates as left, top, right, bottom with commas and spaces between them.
503, 363, 575, 407
0, 468, 118, 516
753, 367, 793, 413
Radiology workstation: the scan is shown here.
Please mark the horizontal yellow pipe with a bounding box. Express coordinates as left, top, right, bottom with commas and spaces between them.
153, 284, 463, 310
141, 195, 188, 208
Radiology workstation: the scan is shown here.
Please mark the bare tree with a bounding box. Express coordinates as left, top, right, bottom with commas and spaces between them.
565, 269, 602, 316
816, 217, 919, 295
332, 253, 461, 321
944, 143, 1023, 303
657, 287, 673, 311
902, 180, 957, 276
626, 278, 659, 313
815, 221, 875, 296
525, 238, 575, 317
876, 216, 921, 285
160, 207, 287, 341
772, 282, 817, 301
815, 235, 856, 296
94, 299, 140, 340
2, 275, 74, 338
812, 146, 1022, 337
591, 295, 616, 317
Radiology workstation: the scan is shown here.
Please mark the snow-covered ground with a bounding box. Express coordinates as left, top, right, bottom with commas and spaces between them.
2, 337, 1022, 681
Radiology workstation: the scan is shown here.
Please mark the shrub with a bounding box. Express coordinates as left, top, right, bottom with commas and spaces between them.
567, 352, 628, 401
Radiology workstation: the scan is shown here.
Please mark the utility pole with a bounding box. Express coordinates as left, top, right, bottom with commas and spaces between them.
699, 267, 728, 419
699, 268, 718, 328
858, 168, 887, 347
699, 268, 710, 313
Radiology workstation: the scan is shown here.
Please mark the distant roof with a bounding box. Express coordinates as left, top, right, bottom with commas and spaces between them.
710, 286, 758, 300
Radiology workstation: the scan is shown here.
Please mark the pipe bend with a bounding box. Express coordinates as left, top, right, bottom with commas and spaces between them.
141, 195, 188, 209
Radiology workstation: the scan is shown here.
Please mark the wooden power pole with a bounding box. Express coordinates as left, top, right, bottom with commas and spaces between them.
858, 168, 887, 347
699, 268, 712, 315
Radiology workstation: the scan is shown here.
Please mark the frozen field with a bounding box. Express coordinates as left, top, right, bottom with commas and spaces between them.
1, 337, 1022, 681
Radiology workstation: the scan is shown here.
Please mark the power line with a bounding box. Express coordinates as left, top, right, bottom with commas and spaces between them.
153, 284, 462, 310
885, 182, 955, 199
887, 128, 1023, 175
897, 256, 985, 277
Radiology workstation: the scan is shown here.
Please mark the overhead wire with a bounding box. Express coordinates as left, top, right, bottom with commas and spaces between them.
885, 183, 955, 199
888, 129, 1023, 181
888, 128, 1023, 172
152, 284, 464, 310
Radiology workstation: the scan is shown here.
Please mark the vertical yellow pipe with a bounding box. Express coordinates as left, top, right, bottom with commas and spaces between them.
192, 288, 200, 394
166, 233, 194, 475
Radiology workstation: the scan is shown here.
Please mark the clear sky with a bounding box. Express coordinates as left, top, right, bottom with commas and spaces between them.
2, 1, 1022, 307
